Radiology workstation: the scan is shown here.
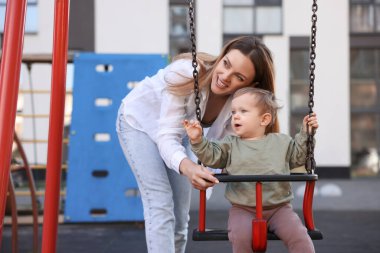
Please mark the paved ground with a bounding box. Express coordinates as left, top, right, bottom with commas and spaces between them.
1, 210, 380, 253
1, 179, 380, 252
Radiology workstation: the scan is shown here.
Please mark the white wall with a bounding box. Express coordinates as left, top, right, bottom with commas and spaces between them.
23, 0, 54, 54
15, 0, 351, 167
95, 0, 169, 54
264, 36, 290, 135
283, 0, 311, 36
197, 0, 223, 56
315, 0, 350, 166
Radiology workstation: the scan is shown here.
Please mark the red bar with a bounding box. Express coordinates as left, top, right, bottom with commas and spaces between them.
198, 190, 206, 232
252, 219, 267, 252
252, 182, 267, 252
255, 182, 263, 219
0, 0, 27, 246
41, 0, 70, 252
303, 181, 316, 230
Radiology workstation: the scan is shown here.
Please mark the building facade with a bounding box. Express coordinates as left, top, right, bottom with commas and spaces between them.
1, 0, 379, 180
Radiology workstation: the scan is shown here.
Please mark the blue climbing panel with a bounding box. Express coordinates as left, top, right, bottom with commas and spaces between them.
64, 53, 168, 222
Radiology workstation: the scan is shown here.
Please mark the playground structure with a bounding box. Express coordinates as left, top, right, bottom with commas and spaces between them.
0, 2, 166, 252
0, 0, 69, 252
188, 1, 322, 251
0, 1, 336, 252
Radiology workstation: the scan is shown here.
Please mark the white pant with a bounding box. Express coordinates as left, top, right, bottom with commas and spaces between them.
116, 106, 192, 253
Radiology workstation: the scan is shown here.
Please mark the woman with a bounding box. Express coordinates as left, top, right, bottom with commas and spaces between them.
116, 36, 278, 253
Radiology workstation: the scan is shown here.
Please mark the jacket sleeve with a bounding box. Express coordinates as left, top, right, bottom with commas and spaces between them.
156, 60, 194, 174
191, 136, 232, 169
286, 129, 312, 169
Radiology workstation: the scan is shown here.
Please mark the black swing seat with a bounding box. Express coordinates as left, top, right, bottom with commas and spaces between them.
193, 228, 323, 241
193, 173, 323, 242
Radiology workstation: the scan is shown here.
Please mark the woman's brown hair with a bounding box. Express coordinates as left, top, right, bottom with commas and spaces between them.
166, 36, 279, 133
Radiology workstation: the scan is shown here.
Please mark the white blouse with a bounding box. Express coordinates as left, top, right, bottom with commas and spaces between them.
121, 59, 234, 173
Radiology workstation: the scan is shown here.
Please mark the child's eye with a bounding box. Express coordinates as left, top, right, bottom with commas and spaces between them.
231, 110, 236, 115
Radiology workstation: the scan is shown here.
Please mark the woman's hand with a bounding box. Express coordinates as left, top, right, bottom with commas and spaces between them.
183, 119, 203, 144
302, 113, 319, 133
179, 158, 219, 190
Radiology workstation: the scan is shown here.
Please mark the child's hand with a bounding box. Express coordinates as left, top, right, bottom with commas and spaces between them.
183, 119, 203, 144
302, 113, 318, 134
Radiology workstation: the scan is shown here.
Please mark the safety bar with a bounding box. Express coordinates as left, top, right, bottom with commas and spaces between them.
214, 173, 318, 182
194, 173, 322, 244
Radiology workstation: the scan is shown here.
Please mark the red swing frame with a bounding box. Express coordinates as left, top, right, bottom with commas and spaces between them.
189, 0, 322, 250
193, 174, 323, 252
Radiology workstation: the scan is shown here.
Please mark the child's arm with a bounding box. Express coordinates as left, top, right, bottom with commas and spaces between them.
288, 113, 319, 168
183, 119, 230, 168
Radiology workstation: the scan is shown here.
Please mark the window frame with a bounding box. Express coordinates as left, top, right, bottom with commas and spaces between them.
0, 0, 38, 35
350, 0, 380, 34
169, 0, 192, 58
289, 37, 310, 136
222, 0, 283, 42
350, 34, 380, 176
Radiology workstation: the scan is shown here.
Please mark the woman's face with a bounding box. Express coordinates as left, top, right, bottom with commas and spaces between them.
211, 49, 256, 96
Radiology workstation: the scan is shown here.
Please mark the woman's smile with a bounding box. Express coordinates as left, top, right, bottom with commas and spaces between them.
215, 77, 228, 89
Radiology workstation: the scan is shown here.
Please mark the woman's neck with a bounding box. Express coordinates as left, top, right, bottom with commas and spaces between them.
201, 90, 229, 125
208, 89, 229, 106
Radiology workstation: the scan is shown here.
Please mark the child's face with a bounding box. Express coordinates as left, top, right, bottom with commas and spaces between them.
231, 93, 268, 139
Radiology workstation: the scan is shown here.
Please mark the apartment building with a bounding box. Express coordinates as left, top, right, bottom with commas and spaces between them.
1, 0, 379, 185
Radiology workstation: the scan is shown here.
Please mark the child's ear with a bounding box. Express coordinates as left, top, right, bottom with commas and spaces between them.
261, 113, 272, 126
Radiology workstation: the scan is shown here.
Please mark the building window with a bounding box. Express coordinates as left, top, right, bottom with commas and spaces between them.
350, 0, 380, 33
350, 0, 380, 177
223, 0, 282, 42
289, 37, 310, 137
68, 0, 95, 52
169, 0, 191, 58
350, 47, 380, 177
0, 0, 38, 35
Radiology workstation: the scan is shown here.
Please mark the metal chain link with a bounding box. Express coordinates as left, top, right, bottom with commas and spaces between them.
306, 0, 318, 174
189, 0, 317, 173
188, 0, 205, 167
188, 0, 201, 122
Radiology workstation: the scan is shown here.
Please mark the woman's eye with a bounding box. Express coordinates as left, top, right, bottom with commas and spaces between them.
223, 59, 228, 67
237, 76, 244, 82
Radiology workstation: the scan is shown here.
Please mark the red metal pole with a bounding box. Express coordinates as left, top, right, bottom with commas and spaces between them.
252, 182, 267, 252
41, 0, 70, 252
255, 182, 263, 219
198, 190, 206, 232
0, 0, 27, 247
303, 181, 316, 230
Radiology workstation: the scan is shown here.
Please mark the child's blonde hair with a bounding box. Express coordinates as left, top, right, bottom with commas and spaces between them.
233, 87, 281, 130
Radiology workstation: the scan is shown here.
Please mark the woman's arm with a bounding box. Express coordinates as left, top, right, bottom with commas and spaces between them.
156, 60, 219, 189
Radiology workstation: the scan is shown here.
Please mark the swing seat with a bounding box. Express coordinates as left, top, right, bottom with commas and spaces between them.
192, 173, 323, 244
192, 228, 323, 241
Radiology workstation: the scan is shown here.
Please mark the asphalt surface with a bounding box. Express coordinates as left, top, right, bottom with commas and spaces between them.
1, 210, 380, 253
1, 179, 380, 253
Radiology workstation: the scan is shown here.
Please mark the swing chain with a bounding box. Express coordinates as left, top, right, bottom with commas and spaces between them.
188, 0, 201, 122
306, 0, 318, 174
